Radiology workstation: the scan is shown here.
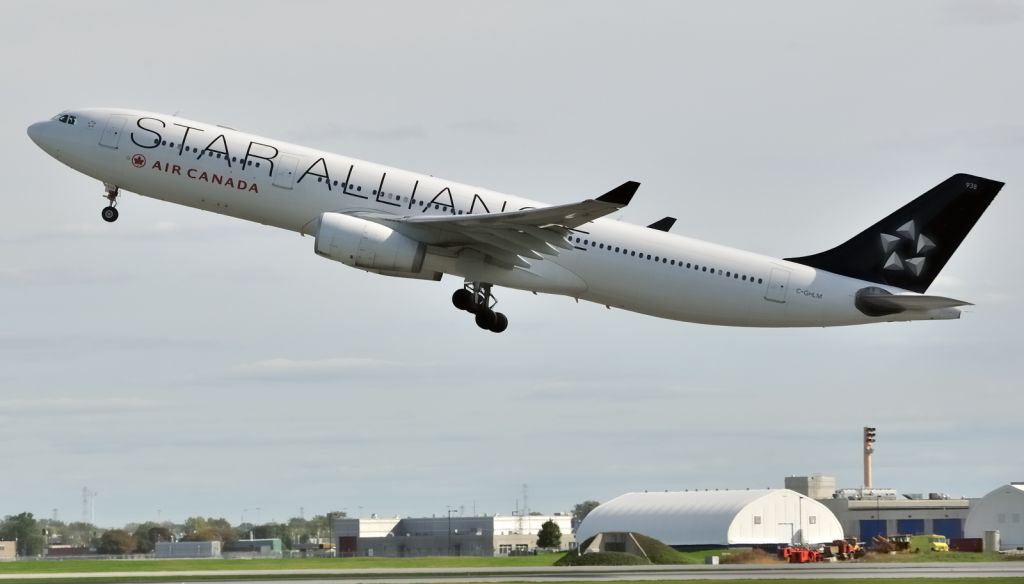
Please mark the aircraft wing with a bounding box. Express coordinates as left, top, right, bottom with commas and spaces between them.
355, 181, 638, 269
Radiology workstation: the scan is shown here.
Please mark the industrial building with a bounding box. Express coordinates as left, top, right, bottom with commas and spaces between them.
331, 514, 573, 557
155, 541, 221, 559
223, 538, 283, 558
0, 541, 14, 562
575, 489, 844, 547
965, 483, 1024, 550
787, 475, 969, 541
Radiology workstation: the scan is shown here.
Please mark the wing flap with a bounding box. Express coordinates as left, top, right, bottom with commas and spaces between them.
354, 181, 638, 269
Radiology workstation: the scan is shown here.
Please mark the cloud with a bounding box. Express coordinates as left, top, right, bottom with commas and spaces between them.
0, 397, 169, 416
447, 119, 519, 136
227, 356, 401, 379
294, 123, 427, 144
0, 222, 249, 244
0, 266, 128, 287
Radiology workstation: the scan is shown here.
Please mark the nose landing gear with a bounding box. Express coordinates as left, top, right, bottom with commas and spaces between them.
452, 282, 509, 333
101, 184, 120, 223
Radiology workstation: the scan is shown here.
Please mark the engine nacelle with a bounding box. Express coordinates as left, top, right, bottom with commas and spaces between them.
315, 213, 426, 274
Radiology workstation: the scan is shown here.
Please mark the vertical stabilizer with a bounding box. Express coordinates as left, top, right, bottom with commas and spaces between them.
786, 174, 1003, 293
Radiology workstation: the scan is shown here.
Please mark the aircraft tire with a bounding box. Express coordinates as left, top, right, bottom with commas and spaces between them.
452, 288, 473, 311
475, 308, 497, 330
490, 312, 508, 333
101, 207, 119, 223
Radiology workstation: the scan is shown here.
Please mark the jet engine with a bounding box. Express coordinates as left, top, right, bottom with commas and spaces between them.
315, 212, 426, 274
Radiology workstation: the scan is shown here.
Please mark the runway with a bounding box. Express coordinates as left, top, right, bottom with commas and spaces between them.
2, 562, 1023, 582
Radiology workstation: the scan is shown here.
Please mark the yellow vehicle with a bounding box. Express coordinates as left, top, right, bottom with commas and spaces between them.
911, 534, 949, 552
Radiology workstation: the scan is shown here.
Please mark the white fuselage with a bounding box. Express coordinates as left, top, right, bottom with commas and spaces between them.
27, 108, 960, 327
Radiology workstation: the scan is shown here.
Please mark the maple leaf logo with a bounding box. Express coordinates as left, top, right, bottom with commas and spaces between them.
131, 154, 147, 168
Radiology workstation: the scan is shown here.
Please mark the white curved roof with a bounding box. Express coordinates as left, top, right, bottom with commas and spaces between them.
965, 483, 1024, 549
576, 489, 843, 546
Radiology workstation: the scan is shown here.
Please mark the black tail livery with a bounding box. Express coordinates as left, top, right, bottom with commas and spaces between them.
786, 173, 1003, 293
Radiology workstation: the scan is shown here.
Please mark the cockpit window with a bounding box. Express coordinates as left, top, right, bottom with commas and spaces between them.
53, 113, 77, 125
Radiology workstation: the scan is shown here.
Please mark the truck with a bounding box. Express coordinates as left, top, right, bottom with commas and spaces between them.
911, 534, 949, 552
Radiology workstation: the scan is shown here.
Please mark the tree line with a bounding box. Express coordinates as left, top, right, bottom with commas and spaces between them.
1, 501, 601, 556
0, 511, 345, 556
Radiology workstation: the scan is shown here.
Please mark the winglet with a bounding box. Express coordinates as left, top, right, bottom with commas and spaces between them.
596, 181, 640, 206
647, 216, 677, 232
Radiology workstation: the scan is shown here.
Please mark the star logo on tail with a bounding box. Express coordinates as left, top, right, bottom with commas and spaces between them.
880, 220, 935, 277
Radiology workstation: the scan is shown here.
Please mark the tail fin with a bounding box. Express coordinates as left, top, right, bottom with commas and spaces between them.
785, 174, 1003, 293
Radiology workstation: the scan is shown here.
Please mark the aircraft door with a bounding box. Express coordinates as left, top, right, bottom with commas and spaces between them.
764, 267, 791, 303
99, 115, 130, 149
273, 154, 299, 189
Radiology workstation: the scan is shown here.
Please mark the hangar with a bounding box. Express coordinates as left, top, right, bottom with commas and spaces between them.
576, 489, 843, 547
965, 483, 1024, 550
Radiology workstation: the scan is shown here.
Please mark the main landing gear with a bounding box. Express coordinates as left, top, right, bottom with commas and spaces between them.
101, 184, 120, 223
452, 282, 509, 333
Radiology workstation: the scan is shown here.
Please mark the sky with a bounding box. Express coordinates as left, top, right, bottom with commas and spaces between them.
2, 0, 1023, 528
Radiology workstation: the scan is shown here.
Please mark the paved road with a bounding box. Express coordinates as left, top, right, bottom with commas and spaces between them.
2, 562, 1024, 582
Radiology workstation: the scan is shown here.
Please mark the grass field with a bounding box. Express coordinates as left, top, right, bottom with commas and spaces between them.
2, 578, 1024, 584
0, 554, 565, 574
0, 549, 1013, 574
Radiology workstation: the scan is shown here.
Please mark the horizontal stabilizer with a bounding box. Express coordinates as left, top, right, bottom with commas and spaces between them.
647, 217, 677, 232
855, 286, 971, 317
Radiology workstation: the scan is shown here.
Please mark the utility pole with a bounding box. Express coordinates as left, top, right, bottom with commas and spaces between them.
446, 506, 457, 556
863, 426, 877, 489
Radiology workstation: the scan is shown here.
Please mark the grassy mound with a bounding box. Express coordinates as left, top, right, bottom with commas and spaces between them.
555, 551, 651, 566
630, 533, 698, 564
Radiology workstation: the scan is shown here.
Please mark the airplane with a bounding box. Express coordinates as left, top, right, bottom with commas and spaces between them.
27, 108, 1003, 333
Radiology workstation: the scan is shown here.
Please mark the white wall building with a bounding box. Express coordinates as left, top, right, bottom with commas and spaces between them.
155, 541, 221, 558
965, 483, 1024, 550
576, 489, 843, 547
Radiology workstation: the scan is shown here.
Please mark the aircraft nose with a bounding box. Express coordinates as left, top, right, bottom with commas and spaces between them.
27, 121, 52, 148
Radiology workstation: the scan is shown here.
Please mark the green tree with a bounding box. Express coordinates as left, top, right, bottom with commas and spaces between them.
51, 521, 100, 549
572, 500, 600, 528
97, 529, 136, 555
131, 522, 171, 553
252, 523, 293, 549
0, 512, 45, 556
183, 516, 209, 534
536, 520, 562, 548
182, 517, 238, 544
